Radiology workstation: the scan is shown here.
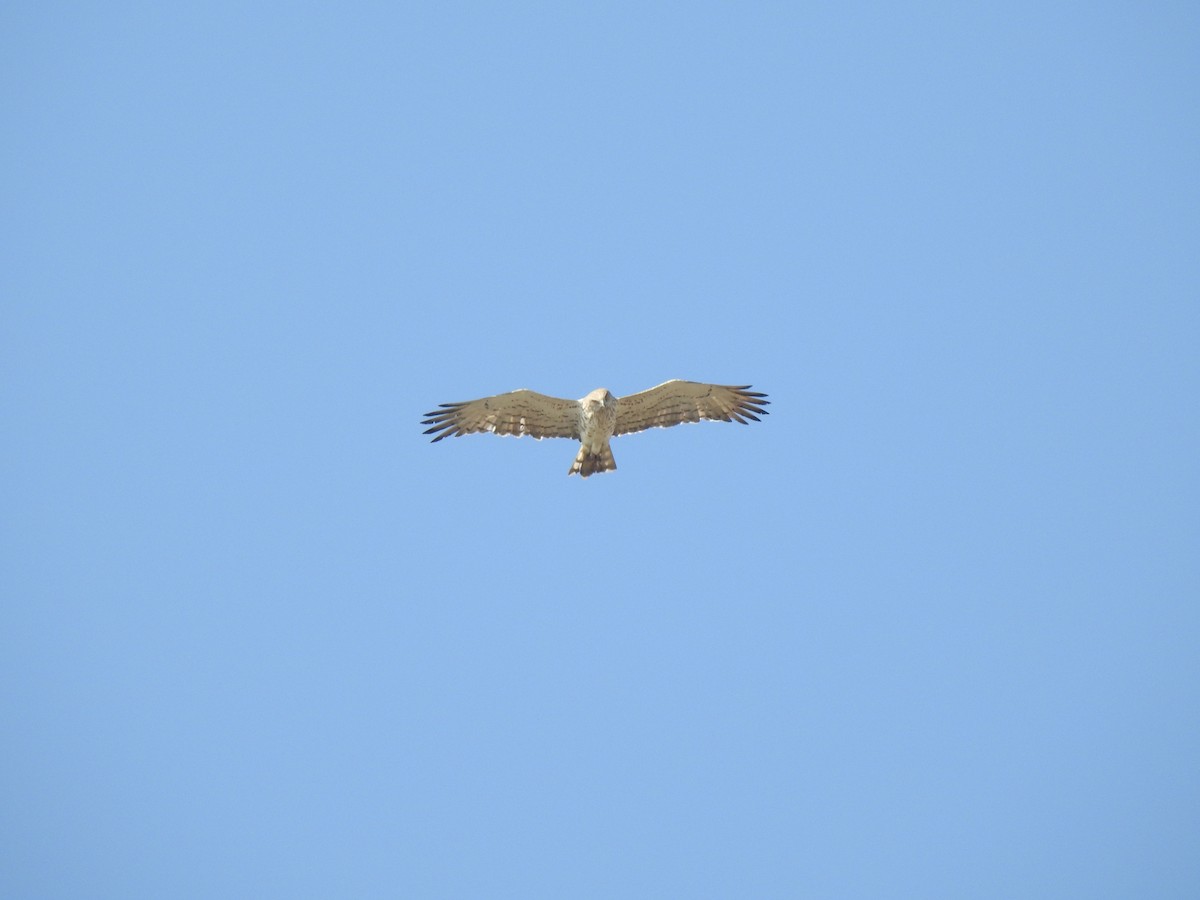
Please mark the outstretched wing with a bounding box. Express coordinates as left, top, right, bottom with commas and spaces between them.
614, 381, 769, 436
422, 390, 581, 442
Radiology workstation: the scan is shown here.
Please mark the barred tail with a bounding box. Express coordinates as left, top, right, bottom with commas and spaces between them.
569, 443, 617, 478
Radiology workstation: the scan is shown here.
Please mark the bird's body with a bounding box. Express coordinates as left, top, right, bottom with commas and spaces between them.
571, 388, 620, 476
422, 380, 768, 477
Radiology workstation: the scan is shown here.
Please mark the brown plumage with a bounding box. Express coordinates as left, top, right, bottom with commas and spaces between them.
422, 380, 769, 477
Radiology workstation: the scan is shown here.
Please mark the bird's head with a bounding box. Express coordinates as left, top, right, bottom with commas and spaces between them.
584, 388, 616, 411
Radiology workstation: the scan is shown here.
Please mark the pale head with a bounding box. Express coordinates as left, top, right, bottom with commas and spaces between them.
581, 388, 617, 411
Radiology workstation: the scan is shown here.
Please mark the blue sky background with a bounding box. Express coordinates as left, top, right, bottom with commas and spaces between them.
3, 3, 1198, 897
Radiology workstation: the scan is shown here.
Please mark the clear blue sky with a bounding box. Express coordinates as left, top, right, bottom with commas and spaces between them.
3, 3, 1198, 897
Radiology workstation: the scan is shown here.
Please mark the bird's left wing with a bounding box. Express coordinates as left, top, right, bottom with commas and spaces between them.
422, 389, 581, 442
614, 380, 769, 436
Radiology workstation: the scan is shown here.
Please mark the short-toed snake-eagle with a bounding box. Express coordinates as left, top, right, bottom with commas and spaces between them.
422, 380, 769, 477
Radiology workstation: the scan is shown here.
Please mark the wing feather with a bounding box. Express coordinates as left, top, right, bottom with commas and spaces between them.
614, 381, 769, 436
422, 390, 580, 442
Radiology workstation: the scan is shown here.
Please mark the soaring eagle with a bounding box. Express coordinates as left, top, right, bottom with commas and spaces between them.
422, 380, 768, 477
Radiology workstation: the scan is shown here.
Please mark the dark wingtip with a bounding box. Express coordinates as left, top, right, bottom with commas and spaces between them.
421, 401, 465, 417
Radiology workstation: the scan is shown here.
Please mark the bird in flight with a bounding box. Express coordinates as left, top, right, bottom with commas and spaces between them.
422, 379, 768, 477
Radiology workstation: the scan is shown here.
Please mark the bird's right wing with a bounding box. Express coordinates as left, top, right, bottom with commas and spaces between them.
422, 390, 581, 442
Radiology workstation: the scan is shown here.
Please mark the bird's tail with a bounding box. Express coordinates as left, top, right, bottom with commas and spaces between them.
569, 444, 617, 478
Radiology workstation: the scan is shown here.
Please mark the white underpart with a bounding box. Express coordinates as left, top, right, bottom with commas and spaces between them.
577, 389, 618, 452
